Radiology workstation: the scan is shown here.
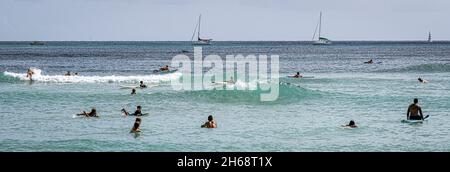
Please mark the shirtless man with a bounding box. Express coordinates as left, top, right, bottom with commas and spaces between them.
407, 98, 424, 120
201, 115, 217, 128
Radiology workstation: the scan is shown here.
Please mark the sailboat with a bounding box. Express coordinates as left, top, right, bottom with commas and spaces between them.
312, 12, 332, 45
427, 31, 432, 43
191, 14, 212, 45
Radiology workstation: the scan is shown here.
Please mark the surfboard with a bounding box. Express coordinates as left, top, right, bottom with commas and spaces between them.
153, 69, 178, 74
119, 85, 138, 89
120, 84, 158, 89
401, 119, 425, 124
287, 76, 314, 79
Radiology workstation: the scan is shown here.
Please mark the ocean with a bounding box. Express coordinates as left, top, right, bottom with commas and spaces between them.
0, 41, 449, 151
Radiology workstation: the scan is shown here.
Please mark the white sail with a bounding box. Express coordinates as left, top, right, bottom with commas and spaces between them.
428, 31, 432, 43
312, 12, 331, 45
191, 14, 212, 45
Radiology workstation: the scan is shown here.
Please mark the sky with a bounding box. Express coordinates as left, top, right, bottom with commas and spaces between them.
0, 0, 449, 41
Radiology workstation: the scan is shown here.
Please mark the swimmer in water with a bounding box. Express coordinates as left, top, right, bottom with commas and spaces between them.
131, 88, 136, 95
201, 115, 217, 128
139, 81, 147, 88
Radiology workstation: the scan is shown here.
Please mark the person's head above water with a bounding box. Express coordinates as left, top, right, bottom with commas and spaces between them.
140, 81, 143, 84
137, 105, 142, 110
414, 98, 418, 104
297, 72, 300, 75
349, 120, 355, 126
208, 115, 213, 121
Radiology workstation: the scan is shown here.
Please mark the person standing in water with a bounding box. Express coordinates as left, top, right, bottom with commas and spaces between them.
201, 115, 217, 128
407, 98, 424, 120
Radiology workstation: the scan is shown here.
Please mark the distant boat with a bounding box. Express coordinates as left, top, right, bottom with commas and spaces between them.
312, 12, 332, 45
428, 31, 432, 43
191, 14, 212, 45
30, 41, 46, 45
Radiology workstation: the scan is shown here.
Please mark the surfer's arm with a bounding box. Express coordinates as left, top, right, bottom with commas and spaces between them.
419, 107, 424, 119
406, 106, 411, 119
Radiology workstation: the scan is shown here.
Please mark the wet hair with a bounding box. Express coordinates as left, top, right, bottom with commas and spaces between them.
418, 78, 422, 81
297, 72, 300, 75
140, 81, 143, 84
414, 98, 418, 104
349, 120, 355, 126
131, 89, 136, 93
135, 117, 142, 122
137, 105, 142, 109
208, 115, 213, 121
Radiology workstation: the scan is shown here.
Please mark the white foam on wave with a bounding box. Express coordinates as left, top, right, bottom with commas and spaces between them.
3, 68, 182, 84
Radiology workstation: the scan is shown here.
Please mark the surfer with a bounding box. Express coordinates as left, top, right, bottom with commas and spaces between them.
130, 117, 142, 133
418, 78, 428, 83
407, 98, 424, 120
227, 77, 235, 84
131, 88, 136, 95
342, 120, 357, 128
74, 72, 78, 76
293, 72, 303, 78
201, 115, 217, 128
122, 105, 143, 116
139, 81, 147, 88
26, 68, 34, 80
64, 71, 71, 76
364, 59, 373, 64
160, 65, 169, 71
77, 108, 98, 117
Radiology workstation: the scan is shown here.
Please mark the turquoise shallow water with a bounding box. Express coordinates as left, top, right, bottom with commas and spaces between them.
0, 41, 449, 151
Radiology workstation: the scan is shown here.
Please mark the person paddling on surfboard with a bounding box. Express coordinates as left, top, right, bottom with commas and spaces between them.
77, 108, 98, 117
342, 120, 357, 128
293, 72, 303, 78
122, 105, 143, 116
139, 81, 147, 88
201, 115, 217, 128
407, 98, 424, 120
364, 59, 373, 64
160, 65, 169, 71
227, 77, 235, 84
418, 78, 428, 83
